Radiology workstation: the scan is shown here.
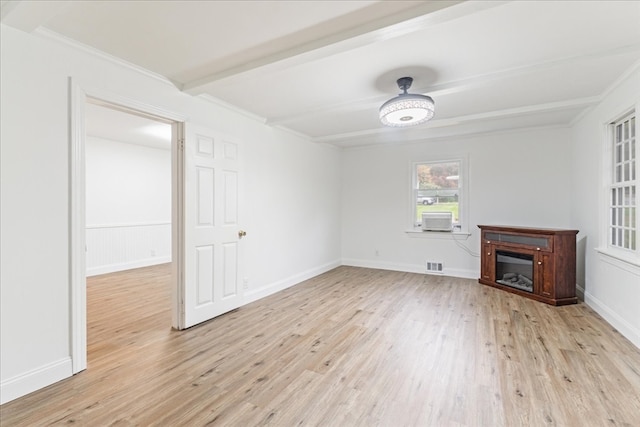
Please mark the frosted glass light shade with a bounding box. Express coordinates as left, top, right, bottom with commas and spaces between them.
379, 94, 435, 127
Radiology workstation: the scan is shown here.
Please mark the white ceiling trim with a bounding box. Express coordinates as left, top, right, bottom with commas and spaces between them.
33, 27, 177, 88
181, 1, 507, 95
314, 96, 600, 144
340, 122, 576, 151
0, 0, 72, 32
265, 43, 638, 129
197, 94, 318, 144
197, 94, 267, 124
569, 59, 640, 127
598, 58, 640, 103
413, 43, 640, 97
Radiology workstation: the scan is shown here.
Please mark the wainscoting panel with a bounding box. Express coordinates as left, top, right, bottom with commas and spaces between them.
86, 222, 171, 276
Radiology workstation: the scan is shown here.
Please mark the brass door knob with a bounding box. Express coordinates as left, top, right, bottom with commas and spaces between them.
238, 230, 247, 239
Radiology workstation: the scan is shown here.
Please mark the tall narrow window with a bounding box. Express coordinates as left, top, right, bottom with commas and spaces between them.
609, 112, 636, 251
413, 159, 463, 229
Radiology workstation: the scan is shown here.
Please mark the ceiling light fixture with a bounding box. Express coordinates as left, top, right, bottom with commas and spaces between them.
379, 77, 434, 127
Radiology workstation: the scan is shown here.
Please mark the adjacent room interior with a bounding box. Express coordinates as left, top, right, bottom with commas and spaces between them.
84, 103, 174, 363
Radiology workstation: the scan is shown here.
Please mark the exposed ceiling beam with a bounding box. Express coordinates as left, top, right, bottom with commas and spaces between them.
0, 0, 72, 32
313, 96, 601, 144
181, 1, 508, 95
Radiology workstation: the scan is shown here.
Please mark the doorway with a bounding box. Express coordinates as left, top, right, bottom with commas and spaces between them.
69, 84, 186, 374
84, 101, 174, 364
70, 83, 245, 375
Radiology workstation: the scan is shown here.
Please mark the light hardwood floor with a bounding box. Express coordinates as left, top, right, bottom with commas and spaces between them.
2, 264, 640, 426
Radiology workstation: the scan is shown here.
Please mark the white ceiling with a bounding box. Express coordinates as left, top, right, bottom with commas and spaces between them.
84, 102, 172, 150
2, 0, 640, 148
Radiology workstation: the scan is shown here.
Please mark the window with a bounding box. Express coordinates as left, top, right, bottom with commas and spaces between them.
412, 159, 464, 230
609, 111, 636, 252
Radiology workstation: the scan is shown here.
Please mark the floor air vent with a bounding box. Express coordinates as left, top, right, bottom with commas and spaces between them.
426, 261, 444, 274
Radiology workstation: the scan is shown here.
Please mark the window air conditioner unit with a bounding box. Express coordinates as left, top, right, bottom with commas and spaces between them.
422, 212, 453, 232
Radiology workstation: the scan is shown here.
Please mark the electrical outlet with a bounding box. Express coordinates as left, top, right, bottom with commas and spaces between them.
150, 250, 156, 257
375, 249, 379, 256
243, 277, 249, 290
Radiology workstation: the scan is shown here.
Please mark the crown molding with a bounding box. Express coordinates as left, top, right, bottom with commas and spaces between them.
600, 58, 640, 101
34, 27, 177, 88
196, 94, 266, 124
569, 59, 640, 127
197, 94, 319, 144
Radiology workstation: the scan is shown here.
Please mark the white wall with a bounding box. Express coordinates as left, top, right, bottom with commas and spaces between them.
85, 137, 171, 275
0, 24, 342, 403
86, 137, 171, 225
242, 130, 343, 302
341, 128, 573, 278
569, 65, 640, 348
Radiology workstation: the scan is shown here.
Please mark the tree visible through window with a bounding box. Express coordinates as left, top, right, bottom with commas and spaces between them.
414, 160, 461, 226
609, 112, 637, 251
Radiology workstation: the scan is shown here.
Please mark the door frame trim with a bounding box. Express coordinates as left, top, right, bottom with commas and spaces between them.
69, 79, 187, 373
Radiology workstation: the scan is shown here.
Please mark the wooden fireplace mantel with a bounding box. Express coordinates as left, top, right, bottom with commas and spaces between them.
478, 225, 578, 306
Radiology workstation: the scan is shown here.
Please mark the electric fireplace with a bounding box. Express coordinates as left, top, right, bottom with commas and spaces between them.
478, 225, 578, 306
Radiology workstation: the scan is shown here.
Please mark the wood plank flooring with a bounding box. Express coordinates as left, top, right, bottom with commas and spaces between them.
2, 264, 640, 426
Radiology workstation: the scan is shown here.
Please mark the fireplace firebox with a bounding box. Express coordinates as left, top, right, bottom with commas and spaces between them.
495, 251, 533, 293
478, 225, 578, 306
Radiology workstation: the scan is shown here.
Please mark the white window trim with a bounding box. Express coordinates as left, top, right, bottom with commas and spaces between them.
408, 155, 469, 235
599, 104, 639, 268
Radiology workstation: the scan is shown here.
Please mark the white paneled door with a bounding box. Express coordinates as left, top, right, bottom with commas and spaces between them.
181, 123, 243, 328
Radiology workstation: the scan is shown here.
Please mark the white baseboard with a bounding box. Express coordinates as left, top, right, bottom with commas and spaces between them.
244, 259, 341, 304
341, 258, 477, 279
1, 357, 72, 405
583, 291, 640, 349
87, 256, 171, 276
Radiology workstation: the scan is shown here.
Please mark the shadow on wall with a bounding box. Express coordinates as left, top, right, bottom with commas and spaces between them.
576, 235, 587, 299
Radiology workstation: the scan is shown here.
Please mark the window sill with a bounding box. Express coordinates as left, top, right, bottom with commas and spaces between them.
405, 229, 472, 239
595, 247, 640, 275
